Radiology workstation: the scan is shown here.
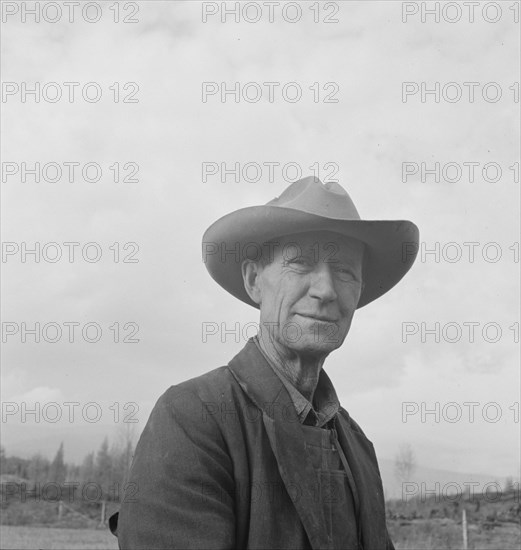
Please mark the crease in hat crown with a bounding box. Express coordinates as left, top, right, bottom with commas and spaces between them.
202, 175, 420, 309
266, 176, 361, 220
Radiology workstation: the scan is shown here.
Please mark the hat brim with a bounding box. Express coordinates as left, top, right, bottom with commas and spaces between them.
202, 206, 419, 309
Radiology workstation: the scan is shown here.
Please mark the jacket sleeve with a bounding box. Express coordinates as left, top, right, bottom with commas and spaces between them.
117, 387, 236, 549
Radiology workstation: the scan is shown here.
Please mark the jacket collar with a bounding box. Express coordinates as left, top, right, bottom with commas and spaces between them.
228, 339, 330, 549
227, 338, 390, 550
251, 335, 340, 427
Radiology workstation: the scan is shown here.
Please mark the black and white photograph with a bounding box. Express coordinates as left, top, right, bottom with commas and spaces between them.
1, 1, 520, 549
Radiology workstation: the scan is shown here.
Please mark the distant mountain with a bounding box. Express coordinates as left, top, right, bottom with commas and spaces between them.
378, 458, 515, 500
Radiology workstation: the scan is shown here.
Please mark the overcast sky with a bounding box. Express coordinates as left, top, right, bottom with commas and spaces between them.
1, 1, 519, 487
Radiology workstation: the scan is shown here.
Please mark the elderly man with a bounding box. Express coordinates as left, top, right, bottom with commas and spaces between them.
112, 176, 419, 549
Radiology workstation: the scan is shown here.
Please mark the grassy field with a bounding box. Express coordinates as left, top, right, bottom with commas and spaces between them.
0, 525, 119, 550
1, 521, 519, 550
388, 518, 521, 550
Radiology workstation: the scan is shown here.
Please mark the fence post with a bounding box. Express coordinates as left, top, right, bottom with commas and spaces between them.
462, 508, 468, 550
100, 499, 106, 526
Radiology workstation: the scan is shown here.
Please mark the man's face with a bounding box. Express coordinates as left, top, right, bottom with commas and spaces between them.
252, 231, 365, 358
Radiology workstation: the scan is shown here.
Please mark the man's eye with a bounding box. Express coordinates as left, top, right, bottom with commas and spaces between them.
288, 257, 311, 267
334, 267, 358, 280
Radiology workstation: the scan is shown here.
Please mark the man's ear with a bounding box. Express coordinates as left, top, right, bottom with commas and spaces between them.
241, 260, 262, 305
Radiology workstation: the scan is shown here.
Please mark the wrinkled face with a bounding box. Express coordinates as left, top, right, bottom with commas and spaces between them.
246, 231, 365, 358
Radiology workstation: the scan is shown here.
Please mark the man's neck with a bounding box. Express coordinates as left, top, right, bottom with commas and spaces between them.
255, 333, 327, 403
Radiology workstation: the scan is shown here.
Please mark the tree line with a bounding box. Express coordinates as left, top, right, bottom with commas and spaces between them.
0, 424, 136, 504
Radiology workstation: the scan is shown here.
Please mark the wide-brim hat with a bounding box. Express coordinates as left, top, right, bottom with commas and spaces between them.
202, 176, 419, 309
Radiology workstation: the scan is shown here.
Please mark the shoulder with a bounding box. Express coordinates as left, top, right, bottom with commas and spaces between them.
338, 406, 370, 439
159, 365, 237, 407
137, 365, 243, 458
149, 365, 243, 430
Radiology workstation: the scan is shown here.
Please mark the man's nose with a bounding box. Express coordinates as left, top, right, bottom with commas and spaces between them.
309, 263, 338, 302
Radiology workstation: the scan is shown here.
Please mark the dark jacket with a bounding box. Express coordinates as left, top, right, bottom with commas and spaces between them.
114, 340, 394, 549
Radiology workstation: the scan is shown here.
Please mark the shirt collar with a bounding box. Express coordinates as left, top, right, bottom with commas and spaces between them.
252, 336, 340, 428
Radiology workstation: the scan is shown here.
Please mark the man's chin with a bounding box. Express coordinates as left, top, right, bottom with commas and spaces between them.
283, 335, 343, 357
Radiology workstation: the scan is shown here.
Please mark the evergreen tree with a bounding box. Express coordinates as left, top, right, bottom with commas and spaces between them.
80, 451, 95, 484
27, 453, 50, 483
95, 437, 113, 499
49, 442, 67, 484
0, 446, 6, 474
504, 476, 514, 493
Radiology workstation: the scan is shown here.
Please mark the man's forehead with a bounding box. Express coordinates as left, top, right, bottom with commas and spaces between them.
260, 232, 365, 267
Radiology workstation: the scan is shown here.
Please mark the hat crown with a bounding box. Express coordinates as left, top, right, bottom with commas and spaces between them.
267, 176, 361, 220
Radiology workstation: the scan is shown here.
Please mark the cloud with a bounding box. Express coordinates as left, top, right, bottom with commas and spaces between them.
2, 1, 518, 477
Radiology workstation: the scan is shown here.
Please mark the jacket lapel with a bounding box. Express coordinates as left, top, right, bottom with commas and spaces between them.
335, 413, 389, 550
228, 340, 330, 550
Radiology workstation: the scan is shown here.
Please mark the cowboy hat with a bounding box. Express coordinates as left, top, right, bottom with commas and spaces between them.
202, 176, 419, 308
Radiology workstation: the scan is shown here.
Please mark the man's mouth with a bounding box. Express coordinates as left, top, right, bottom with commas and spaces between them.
296, 313, 338, 323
